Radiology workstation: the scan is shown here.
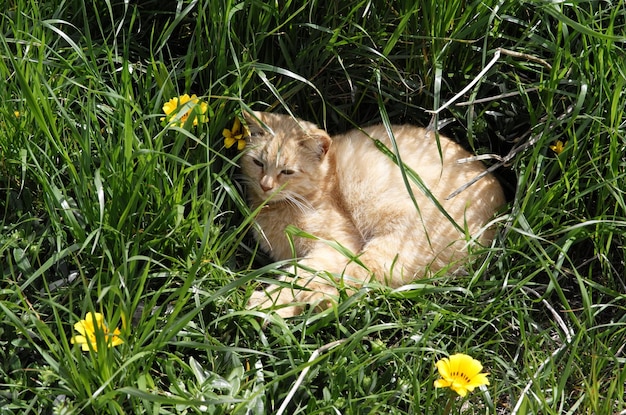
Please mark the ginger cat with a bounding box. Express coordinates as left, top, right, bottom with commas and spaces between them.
241, 111, 505, 317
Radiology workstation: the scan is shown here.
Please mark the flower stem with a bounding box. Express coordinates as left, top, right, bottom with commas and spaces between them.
442, 393, 455, 415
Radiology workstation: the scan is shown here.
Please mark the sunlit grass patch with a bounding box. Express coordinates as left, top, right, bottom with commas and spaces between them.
1, 0, 625, 413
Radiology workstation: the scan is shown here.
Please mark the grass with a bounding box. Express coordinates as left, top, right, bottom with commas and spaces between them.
1, 0, 625, 413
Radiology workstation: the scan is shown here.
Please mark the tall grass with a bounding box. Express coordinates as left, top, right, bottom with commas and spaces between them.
1, 0, 625, 413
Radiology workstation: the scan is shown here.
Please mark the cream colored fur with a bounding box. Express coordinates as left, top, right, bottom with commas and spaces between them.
241, 112, 505, 317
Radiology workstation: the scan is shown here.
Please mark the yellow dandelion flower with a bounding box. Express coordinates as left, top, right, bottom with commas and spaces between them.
434, 353, 489, 397
71, 312, 124, 352
161, 94, 208, 127
223, 117, 248, 150
14, 111, 20, 118
550, 140, 565, 154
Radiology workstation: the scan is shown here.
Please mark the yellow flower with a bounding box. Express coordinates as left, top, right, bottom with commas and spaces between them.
14, 111, 20, 118
161, 94, 208, 127
550, 140, 565, 154
434, 353, 489, 397
223, 117, 248, 150
71, 312, 124, 352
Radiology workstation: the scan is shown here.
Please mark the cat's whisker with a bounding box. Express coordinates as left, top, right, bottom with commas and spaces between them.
282, 191, 313, 214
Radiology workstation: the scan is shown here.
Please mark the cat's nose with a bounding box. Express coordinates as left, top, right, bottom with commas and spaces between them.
260, 176, 274, 192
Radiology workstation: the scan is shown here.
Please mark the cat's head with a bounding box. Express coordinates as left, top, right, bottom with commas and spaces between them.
240, 111, 332, 203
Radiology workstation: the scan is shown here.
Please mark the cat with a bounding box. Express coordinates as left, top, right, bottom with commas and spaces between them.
241, 111, 505, 317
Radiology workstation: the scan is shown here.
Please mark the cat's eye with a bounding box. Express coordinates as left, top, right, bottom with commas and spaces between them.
252, 158, 264, 168
281, 169, 295, 175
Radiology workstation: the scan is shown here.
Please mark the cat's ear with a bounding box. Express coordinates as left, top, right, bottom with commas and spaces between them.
308, 130, 331, 159
243, 111, 266, 139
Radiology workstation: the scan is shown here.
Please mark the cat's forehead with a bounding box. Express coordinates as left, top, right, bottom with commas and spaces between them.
248, 125, 311, 157
254, 113, 318, 139
242, 135, 293, 169
243, 112, 328, 164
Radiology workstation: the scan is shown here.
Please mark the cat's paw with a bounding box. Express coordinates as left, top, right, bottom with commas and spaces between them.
247, 286, 304, 318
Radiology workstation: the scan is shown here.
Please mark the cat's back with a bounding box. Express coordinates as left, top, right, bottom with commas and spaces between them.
332, 124, 504, 243
333, 124, 480, 184
333, 124, 485, 197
